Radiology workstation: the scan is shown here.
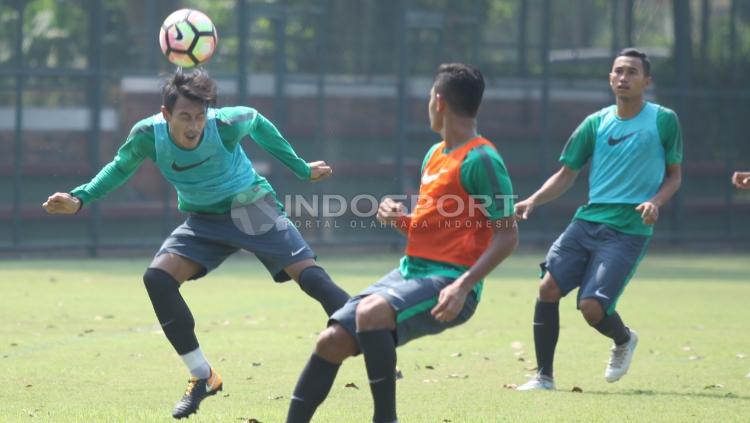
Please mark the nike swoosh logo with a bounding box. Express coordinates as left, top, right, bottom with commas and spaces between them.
369, 377, 387, 384
171, 157, 211, 172
421, 169, 448, 185
607, 132, 637, 146
291, 247, 306, 256
594, 288, 610, 300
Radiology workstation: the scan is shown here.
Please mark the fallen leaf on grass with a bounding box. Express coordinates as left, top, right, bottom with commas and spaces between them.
688, 355, 704, 361
502, 383, 517, 389
704, 384, 723, 390
251, 362, 262, 367
736, 353, 746, 359
267, 395, 284, 400
511, 341, 523, 350
448, 374, 468, 379
450, 352, 462, 358
345, 382, 359, 390
25, 384, 32, 388
571, 386, 583, 393
425, 365, 435, 370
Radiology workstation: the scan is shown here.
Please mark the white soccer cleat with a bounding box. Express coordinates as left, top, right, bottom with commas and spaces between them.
515, 374, 555, 391
605, 330, 639, 383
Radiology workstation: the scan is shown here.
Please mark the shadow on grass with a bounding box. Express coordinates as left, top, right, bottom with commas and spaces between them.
581, 388, 750, 401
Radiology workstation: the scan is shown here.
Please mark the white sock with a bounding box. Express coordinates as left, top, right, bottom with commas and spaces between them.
180, 347, 211, 379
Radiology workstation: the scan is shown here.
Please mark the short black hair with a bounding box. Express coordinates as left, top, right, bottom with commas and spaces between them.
433, 63, 485, 117
616, 48, 651, 76
162, 68, 217, 112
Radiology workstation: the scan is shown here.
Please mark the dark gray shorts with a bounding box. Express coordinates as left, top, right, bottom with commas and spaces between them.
543, 219, 650, 314
330, 268, 477, 349
157, 196, 315, 282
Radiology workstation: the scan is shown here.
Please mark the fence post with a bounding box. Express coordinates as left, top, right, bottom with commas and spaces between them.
87, 0, 104, 256
12, 0, 25, 248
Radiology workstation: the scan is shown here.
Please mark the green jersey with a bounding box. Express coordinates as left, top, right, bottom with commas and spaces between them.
560, 102, 683, 236
400, 140, 515, 298
71, 107, 311, 214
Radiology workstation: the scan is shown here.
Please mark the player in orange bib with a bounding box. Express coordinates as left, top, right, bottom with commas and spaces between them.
285, 63, 519, 423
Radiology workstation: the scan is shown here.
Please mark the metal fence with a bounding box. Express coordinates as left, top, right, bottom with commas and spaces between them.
2, 0, 749, 255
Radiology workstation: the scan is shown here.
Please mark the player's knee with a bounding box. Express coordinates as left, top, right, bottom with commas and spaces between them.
579, 298, 604, 325
355, 295, 395, 331
315, 325, 356, 363
538, 277, 562, 302
143, 267, 179, 297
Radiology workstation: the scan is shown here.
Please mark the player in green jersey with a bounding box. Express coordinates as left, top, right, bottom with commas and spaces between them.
42, 68, 350, 419
285, 63, 518, 423
515, 48, 683, 390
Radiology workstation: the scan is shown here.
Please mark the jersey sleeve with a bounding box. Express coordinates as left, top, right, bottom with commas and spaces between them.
657, 107, 684, 165
70, 119, 156, 205
461, 145, 515, 220
215, 106, 256, 150
559, 113, 600, 170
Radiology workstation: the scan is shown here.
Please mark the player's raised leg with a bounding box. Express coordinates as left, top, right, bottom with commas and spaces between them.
577, 231, 647, 383
144, 252, 223, 419
285, 258, 350, 317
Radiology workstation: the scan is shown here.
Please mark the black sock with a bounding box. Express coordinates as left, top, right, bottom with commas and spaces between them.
286, 354, 340, 423
298, 266, 350, 316
533, 300, 559, 378
143, 268, 198, 354
593, 311, 630, 346
358, 330, 397, 423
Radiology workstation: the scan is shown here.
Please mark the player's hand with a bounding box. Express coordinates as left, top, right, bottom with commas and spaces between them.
377, 198, 407, 225
42, 192, 81, 214
732, 171, 750, 190
514, 198, 535, 220
635, 201, 659, 225
308, 161, 333, 182
431, 280, 470, 323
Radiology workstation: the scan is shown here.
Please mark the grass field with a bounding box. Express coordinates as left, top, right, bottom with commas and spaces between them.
2, 252, 749, 422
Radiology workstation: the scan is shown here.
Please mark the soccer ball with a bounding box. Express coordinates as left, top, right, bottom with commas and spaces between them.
159, 9, 218, 68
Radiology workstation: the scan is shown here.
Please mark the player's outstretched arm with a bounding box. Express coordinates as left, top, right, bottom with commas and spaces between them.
42, 192, 82, 214
636, 163, 682, 225
431, 218, 518, 322
308, 161, 333, 182
732, 171, 750, 190
515, 166, 579, 220
376, 197, 410, 236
